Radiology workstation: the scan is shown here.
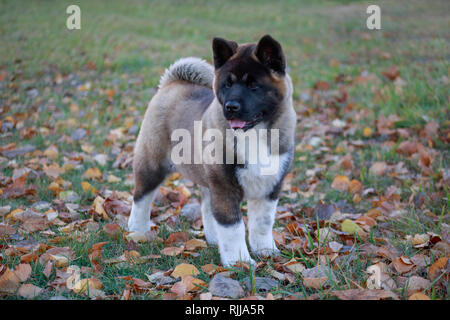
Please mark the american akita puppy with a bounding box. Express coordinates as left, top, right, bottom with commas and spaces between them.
128, 35, 296, 266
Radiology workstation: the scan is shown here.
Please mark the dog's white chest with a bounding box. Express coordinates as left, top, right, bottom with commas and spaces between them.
236, 152, 288, 199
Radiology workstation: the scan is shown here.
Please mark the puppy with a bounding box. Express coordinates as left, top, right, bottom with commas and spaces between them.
128, 35, 296, 266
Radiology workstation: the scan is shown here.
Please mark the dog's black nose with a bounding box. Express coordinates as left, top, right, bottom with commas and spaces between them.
225, 101, 241, 113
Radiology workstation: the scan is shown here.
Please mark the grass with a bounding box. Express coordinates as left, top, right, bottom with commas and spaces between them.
0, 0, 449, 300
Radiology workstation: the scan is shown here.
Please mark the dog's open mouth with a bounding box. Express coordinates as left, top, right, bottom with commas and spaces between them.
229, 113, 263, 131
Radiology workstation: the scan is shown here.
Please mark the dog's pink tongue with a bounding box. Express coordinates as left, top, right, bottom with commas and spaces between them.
229, 119, 246, 129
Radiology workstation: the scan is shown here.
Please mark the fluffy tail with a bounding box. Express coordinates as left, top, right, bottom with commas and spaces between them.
159, 57, 214, 89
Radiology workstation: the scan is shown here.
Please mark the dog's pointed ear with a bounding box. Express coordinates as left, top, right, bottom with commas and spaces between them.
212, 37, 238, 69
255, 35, 286, 74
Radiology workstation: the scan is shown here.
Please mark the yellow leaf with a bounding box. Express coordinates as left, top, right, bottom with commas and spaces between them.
107, 175, 121, 183
43, 146, 58, 159
50, 254, 69, 268
81, 181, 98, 194
83, 167, 102, 180
341, 219, 362, 235
93, 196, 108, 219
72, 278, 102, 294
363, 127, 372, 137
171, 263, 200, 278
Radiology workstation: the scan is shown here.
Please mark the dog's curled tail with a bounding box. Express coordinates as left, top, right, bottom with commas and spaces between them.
159, 57, 214, 89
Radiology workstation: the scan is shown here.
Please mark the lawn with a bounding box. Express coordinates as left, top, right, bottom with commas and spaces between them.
0, 0, 448, 300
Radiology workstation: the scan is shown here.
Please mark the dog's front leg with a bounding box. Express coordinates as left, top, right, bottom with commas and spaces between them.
209, 188, 254, 267
247, 198, 280, 257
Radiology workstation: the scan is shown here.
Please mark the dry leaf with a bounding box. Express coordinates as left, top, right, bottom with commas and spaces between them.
331, 175, 350, 192
14, 263, 32, 282
17, 283, 42, 299
171, 263, 200, 278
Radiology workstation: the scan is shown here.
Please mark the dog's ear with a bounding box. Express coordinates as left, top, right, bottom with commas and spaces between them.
212, 37, 238, 69
255, 35, 286, 74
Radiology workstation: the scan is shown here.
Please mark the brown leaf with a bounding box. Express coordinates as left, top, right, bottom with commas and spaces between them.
184, 239, 207, 251
103, 197, 131, 216
103, 223, 121, 238
332, 289, 398, 300
393, 256, 416, 274
0, 267, 21, 293
396, 141, 418, 156
313, 81, 330, 91
43, 261, 53, 279
349, 180, 362, 194
382, 66, 400, 81
165, 232, 189, 245
0, 223, 16, 236
201, 264, 226, 276
43, 163, 65, 179
376, 246, 396, 261
17, 283, 42, 299
14, 263, 32, 282
2, 175, 36, 199
331, 175, 350, 192
161, 247, 184, 257
428, 257, 449, 282
303, 277, 328, 289
408, 292, 430, 300
369, 162, 387, 176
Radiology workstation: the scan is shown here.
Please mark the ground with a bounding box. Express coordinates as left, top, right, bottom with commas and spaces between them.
0, 0, 448, 300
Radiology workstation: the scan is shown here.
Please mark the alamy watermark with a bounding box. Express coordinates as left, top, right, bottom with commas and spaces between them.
66, 5, 81, 30
170, 121, 281, 176
366, 5, 381, 30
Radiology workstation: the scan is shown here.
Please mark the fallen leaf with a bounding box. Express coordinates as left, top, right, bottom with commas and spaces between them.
17, 283, 42, 299
185, 239, 207, 251
171, 263, 200, 278
14, 263, 32, 282
83, 167, 102, 180
408, 292, 430, 300
428, 257, 448, 282
331, 175, 350, 192
162, 246, 184, 256
332, 289, 398, 300
393, 256, 416, 274
0, 267, 21, 293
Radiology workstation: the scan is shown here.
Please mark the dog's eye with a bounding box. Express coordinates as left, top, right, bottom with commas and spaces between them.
225, 77, 233, 88
248, 82, 258, 90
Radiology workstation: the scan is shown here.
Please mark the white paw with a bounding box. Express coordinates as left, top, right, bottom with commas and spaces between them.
221, 254, 256, 268
250, 238, 280, 257
127, 218, 154, 234
252, 246, 280, 258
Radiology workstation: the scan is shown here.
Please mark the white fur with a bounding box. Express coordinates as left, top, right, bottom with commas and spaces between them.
200, 187, 218, 245
234, 126, 290, 199
159, 57, 214, 89
247, 199, 279, 256
128, 190, 156, 233
216, 220, 254, 267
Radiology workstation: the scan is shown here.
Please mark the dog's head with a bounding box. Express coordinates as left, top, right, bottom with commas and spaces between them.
212, 35, 287, 131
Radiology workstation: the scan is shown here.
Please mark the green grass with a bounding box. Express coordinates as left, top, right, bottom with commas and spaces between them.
0, 0, 449, 300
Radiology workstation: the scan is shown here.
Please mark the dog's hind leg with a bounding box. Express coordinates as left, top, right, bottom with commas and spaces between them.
128, 131, 170, 233
128, 161, 169, 233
